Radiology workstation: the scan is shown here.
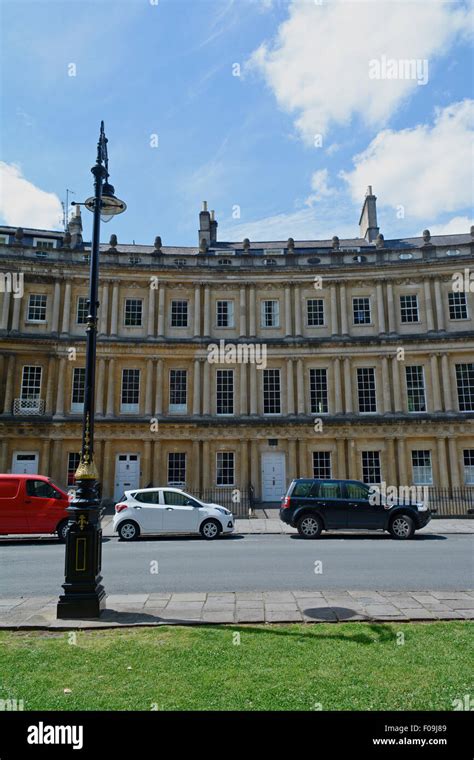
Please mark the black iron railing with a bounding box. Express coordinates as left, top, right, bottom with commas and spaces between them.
424, 486, 474, 517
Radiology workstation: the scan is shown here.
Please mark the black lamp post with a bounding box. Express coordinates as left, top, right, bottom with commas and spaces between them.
57, 122, 126, 619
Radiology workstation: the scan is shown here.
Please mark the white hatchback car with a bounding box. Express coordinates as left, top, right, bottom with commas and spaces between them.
113, 487, 235, 541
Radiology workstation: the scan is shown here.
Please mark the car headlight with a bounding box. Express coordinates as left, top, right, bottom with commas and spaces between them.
215, 507, 230, 515
417, 503, 428, 512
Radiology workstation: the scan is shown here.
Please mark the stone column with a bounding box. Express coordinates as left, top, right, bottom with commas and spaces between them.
436, 438, 449, 487
202, 359, 210, 414
60, 281, 72, 336
294, 286, 302, 337
286, 359, 295, 414
154, 359, 163, 415
240, 363, 247, 415
1, 290, 11, 330
296, 358, 305, 414
0, 439, 8, 472
340, 284, 348, 335
99, 282, 109, 336
142, 440, 152, 488
386, 438, 396, 486
157, 284, 165, 337
348, 440, 358, 480
288, 440, 297, 481
284, 286, 292, 336
106, 358, 115, 417
298, 440, 307, 478
249, 286, 256, 337
3, 355, 15, 413
45, 356, 55, 415
430, 354, 442, 412
441, 353, 452, 411
203, 286, 211, 338
330, 284, 338, 336
202, 440, 210, 489
250, 363, 257, 415
376, 282, 385, 334
193, 285, 201, 337
110, 282, 119, 337
193, 359, 201, 415
424, 280, 435, 332
41, 439, 50, 477
147, 285, 155, 338
151, 440, 161, 489
333, 357, 342, 414
145, 359, 153, 416
51, 440, 63, 484
434, 279, 445, 331
448, 437, 461, 487
250, 440, 259, 494
102, 440, 113, 498
396, 438, 408, 486
54, 357, 66, 417
392, 356, 402, 412
387, 282, 396, 334
343, 357, 352, 413
336, 438, 346, 479
381, 356, 391, 413
51, 282, 61, 334
239, 287, 247, 337
192, 440, 201, 490
96, 358, 106, 416
240, 440, 248, 493
11, 296, 21, 331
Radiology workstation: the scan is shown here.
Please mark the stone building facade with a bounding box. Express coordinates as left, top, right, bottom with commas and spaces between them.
0, 190, 473, 506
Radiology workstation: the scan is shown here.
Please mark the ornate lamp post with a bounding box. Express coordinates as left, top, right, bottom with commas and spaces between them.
57, 122, 126, 619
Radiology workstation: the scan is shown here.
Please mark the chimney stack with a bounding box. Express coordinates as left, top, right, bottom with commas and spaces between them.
199, 201, 217, 246
69, 205, 83, 249
358, 185, 379, 242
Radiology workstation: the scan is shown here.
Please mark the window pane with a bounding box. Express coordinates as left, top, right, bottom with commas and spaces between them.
362, 451, 381, 484
216, 369, 234, 415
357, 367, 377, 412
312, 451, 331, 479
263, 369, 281, 414
310, 369, 328, 414
216, 452, 234, 485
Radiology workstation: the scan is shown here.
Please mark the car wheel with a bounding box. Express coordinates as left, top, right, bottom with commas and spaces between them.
296, 514, 323, 539
389, 514, 415, 540
200, 519, 221, 540
118, 521, 140, 541
57, 520, 70, 542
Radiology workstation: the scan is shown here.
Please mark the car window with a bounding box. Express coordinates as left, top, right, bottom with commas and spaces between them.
26, 480, 60, 499
134, 491, 159, 504
346, 483, 370, 500
292, 481, 314, 497
317, 482, 341, 499
163, 491, 189, 506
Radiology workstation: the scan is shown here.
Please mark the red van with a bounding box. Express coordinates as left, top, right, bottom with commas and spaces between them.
0, 474, 71, 540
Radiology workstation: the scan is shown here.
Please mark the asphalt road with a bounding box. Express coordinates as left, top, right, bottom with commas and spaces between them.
1, 532, 473, 596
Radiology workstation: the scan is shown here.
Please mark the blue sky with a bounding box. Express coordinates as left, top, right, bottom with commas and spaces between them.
1, 0, 473, 245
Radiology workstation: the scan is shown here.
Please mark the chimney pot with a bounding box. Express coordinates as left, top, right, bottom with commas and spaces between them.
202, 201, 208, 212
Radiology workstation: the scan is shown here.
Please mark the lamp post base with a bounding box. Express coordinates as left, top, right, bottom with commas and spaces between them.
57, 479, 106, 620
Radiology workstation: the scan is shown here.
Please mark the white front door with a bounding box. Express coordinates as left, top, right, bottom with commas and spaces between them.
12, 452, 39, 475
114, 454, 140, 501
261, 452, 286, 501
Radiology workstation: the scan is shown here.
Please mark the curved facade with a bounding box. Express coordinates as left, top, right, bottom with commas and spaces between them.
0, 196, 473, 507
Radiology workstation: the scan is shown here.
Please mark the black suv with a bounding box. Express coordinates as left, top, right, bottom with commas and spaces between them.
280, 479, 433, 539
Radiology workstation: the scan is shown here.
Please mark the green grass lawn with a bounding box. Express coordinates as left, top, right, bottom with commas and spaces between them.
0, 622, 472, 711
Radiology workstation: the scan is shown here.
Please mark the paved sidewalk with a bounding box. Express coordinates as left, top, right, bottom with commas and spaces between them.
101, 517, 474, 537
1, 590, 473, 629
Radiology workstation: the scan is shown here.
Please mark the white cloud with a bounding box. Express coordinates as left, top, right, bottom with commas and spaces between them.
341, 100, 474, 219
0, 163, 62, 229
428, 216, 473, 236
248, 0, 470, 141
304, 168, 336, 206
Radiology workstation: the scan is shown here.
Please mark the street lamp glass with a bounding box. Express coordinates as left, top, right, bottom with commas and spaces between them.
84, 184, 127, 223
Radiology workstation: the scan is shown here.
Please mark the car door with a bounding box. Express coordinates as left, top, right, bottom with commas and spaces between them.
131, 491, 164, 534
161, 491, 201, 533
315, 481, 348, 528
343, 482, 386, 529
24, 478, 64, 533
0, 478, 28, 534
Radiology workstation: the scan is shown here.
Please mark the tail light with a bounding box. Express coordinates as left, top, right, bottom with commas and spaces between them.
115, 503, 127, 513
282, 496, 291, 509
